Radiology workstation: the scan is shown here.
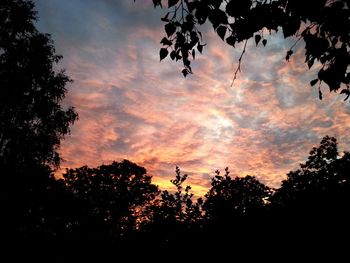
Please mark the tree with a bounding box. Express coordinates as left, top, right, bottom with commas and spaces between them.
149, 0, 350, 100
62, 160, 159, 240
143, 166, 203, 248
270, 135, 350, 207
0, 1, 77, 260
154, 167, 202, 223
269, 136, 350, 254
0, 0, 78, 170
196, 168, 272, 255
204, 168, 271, 222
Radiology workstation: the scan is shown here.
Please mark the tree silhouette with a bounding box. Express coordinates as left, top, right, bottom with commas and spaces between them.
269, 135, 350, 256
149, 0, 350, 99
154, 167, 202, 223
202, 168, 272, 253
143, 166, 203, 249
204, 168, 271, 222
270, 136, 349, 208
3, 0, 350, 260
0, 1, 77, 260
62, 160, 159, 241
0, 0, 78, 169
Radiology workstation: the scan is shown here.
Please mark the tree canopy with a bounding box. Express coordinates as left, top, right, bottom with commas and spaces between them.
0, 1, 77, 260
204, 168, 271, 221
62, 160, 159, 239
2, 0, 350, 260
271, 135, 350, 209
0, 0, 78, 170
150, 0, 350, 100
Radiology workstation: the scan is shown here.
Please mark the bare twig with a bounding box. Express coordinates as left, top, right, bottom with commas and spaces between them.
231, 39, 248, 87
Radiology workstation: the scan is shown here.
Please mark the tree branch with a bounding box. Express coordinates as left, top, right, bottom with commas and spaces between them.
231, 39, 248, 87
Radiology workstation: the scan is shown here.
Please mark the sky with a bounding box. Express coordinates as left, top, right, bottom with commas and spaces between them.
34, 0, 350, 196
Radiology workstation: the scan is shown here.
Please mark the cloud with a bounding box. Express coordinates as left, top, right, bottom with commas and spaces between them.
36, 0, 350, 196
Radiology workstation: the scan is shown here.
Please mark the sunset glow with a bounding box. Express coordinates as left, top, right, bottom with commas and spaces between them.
35, 0, 350, 196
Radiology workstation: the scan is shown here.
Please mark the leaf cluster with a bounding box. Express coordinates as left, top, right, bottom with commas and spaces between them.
153, 0, 350, 99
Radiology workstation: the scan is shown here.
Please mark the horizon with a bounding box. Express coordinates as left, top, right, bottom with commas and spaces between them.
34, 0, 350, 196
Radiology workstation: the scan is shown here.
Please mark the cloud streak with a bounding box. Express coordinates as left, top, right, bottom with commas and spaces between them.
35, 0, 350, 196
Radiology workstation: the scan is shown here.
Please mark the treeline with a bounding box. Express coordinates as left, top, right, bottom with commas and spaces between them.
3, 136, 350, 261
1, 1, 350, 261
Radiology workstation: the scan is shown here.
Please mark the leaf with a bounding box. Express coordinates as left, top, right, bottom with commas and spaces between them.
152, 0, 162, 8
175, 51, 182, 60
210, 0, 223, 9
216, 25, 227, 41
195, 3, 210, 24
197, 43, 203, 53
182, 68, 189, 77
161, 12, 170, 22
307, 58, 314, 69
226, 0, 251, 17
160, 37, 172, 46
160, 48, 168, 61
285, 50, 293, 61
170, 50, 176, 60
283, 16, 301, 38
319, 55, 327, 64
198, 30, 202, 40
310, 79, 318, 86
262, 39, 267, 47
168, 0, 179, 8
226, 35, 236, 47
340, 89, 350, 101
165, 23, 176, 37
208, 9, 228, 29
187, 1, 196, 12
255, 34, 261, 46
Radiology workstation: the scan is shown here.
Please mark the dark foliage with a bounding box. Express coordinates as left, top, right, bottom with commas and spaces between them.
204, 168, 271, 221
269, 136, 350, 255
140, 166, 203, 249
0, 1, 77, 261
0, 0, 78, 169
62, 160, 159, 241
2, 0, 350, 261
150, 0, 350, 100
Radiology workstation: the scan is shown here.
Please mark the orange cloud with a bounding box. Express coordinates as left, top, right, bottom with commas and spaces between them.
41, 2, 350, 197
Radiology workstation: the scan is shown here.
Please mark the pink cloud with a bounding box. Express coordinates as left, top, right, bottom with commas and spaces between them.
49, 5, 350, 197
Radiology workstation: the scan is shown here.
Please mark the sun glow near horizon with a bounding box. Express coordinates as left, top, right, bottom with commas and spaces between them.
37, 0, 350, 197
